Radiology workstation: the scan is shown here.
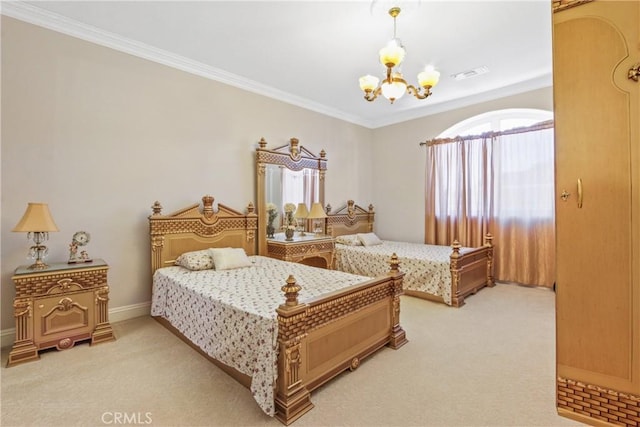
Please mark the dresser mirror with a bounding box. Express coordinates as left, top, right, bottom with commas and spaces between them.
255, 137, 327, 255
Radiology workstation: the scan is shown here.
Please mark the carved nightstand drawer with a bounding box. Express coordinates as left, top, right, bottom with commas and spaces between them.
267, 233, 335, 269
7, 259, 115, 367
33, 291, 95, 350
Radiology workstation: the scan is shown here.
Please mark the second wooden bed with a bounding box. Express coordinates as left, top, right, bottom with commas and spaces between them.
326, 200, 495, 307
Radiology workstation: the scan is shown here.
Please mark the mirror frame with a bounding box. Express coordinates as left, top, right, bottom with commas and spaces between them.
256, 137, 327, 255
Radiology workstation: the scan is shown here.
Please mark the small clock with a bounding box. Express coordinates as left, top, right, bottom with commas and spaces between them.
68, 231, 92, 264
73, 231, 90, 246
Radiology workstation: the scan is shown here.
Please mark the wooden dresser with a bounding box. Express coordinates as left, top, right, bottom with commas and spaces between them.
7, 259, 115, 367
267, 233, 335, 269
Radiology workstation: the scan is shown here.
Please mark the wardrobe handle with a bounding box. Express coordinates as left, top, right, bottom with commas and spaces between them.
577, 178, 583, 208
629, 63, 640, 81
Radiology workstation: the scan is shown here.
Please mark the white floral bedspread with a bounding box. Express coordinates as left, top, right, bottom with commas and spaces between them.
334, 241, 471, 306
151, 255, 371, 417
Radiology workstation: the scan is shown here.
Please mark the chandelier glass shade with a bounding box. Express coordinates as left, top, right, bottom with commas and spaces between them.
359, 6, 440, 104
379, 38, 405, 67
381, 73, 407, 101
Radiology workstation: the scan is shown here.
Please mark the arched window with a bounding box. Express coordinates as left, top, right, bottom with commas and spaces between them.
439, 108, 553, 138
432, 108, 555, 220
425, 108, 555, 287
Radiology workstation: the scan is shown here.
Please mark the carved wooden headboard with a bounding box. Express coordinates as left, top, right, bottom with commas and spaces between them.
148, 195, 258, 275
325, 200, 375, 237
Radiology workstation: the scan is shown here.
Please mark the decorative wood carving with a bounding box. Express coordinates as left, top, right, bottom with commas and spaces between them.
148, 195, 258, 273
558, 376, 640, 424
8, 261, 114, 367
325, 201, 375, 237
552, 0, 593, 13
256, 137, 327, 256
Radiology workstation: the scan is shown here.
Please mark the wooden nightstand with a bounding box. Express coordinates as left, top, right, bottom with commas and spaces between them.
267, 233, 335, 269
7, 259, 115, 367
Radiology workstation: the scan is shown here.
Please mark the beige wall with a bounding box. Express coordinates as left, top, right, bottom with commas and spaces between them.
0, 16, 552, 333
0, 17, 373, 331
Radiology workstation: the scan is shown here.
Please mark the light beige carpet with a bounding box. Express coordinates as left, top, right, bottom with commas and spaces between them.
1, 283, 583, 426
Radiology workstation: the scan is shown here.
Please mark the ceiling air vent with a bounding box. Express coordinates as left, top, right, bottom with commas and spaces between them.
451, 66, 490, 81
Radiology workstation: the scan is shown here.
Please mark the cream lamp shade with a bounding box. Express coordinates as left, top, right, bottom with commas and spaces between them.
13, 203, 59, 270
307, 202, 327, 219
13, 203, 59, 232
294, 203, 310, 236
294, 203, 309, 219
307, 202, 327, 235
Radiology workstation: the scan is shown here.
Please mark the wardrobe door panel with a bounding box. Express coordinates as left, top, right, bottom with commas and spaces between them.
555, 14, 631, 381
554, 1, 640, 424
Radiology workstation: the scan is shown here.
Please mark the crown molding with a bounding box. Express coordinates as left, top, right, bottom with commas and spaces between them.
1, 1, 370, 128
371, 73, 553, 129
1, 1, 551, 130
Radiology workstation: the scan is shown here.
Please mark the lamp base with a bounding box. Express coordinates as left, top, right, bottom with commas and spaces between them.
27, 259, 49, 270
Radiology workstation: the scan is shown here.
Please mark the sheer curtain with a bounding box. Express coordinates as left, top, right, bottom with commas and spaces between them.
281, 168, 320, 209
424, 121, 555, 287
282, 169, 304, 206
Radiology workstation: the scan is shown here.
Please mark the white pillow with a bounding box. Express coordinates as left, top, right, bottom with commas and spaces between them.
335, 234, 362, 246
208, 247, 252, 270
357, 232, 383, 247
175, 250, 214, 271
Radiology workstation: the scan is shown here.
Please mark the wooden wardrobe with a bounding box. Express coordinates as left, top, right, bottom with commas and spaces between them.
553, 1, 640, 425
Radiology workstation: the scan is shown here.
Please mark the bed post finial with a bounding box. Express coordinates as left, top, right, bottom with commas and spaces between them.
151, 201, 163, 216
281, 275, 302, 307
320, 149, 326, 159
202, 195, 215, 217
258, 137, 267, 149
289, 138, 299, 157
451, 240, 461, 259
389, 253, 401, 274
484, 233, 495, 287
347, 200, 356, 219
325, 204, 333, 237
388, 252, 407, 349
247, 202, 255, 215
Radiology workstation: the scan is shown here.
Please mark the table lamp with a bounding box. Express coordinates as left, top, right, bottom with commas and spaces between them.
12, 203, 59, 269
307, 202, 327, 235
294, 203, 309, 236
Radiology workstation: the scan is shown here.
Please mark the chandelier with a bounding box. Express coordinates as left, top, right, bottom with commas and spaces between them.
359, 6, 440, 104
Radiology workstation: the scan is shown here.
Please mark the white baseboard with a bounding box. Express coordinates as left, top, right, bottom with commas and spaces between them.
1, 301, 151, 349
108, 301, 151, 323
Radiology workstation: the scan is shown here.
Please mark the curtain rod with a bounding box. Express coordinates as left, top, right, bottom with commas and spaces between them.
419, 119, 554, 147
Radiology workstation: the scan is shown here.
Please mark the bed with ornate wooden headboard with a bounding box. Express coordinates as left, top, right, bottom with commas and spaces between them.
326, 200, 494, 308
148, 195, 407, 425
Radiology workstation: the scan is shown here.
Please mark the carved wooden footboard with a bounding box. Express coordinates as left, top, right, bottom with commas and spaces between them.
275, 261, 405, 424
448, 235, 495, 307
327, 200, 494, 307
149, 196, 407, 425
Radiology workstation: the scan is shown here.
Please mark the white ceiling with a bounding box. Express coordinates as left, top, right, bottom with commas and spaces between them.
4, 1, 553, 128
